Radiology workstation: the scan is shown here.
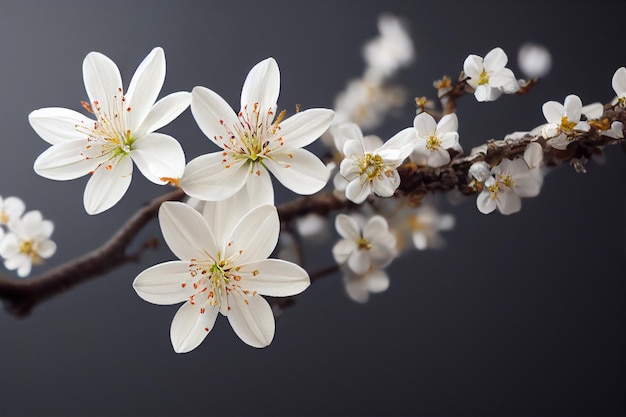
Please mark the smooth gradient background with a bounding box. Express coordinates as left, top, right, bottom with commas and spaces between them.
1, 1, 625, 415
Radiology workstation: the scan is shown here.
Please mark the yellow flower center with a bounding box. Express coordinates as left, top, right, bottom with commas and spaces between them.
357, 237, 372, 250
478, 69, 490, 85
426, 135, 441, 151
560, 116, 577, 133
19, 239, 42, 264
359, 153, 386, 181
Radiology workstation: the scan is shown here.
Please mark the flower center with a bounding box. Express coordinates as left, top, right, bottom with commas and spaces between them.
478, 69, 490, 85
76, 88, 135, 165
0, 211, 8, 224
560, 116, 577, 133
359, 153, 386, 181
425, 135, 442, 151
488, 173, 514, 200
357, 237, 372, 250
19, 239, 42, 264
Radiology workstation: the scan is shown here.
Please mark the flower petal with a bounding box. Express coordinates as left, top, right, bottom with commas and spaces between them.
542, 101, 564, 124
463, 54, 484, 82
477, 190, 496, 214
332, 238, 357, 264
413, 112, 437, 138
343, 273, 369, 303
427, 148, 451, 167
158, 201, 218, 261
497, 191, 521, 215
367, 269, 390, 293
363, 215, 390, 241
34, 141, 103, 180
483, 47, 508, 72
240, 57, 280, 121
37, 240, 56, 259
335, 214, 360, 240
136, 91, 191, 137
29, 108, 94, 145
564, 95, 582, 122
180, 152, 249, 201
279, 108, 334, 150
612, 67, 626, 97
372, 170, 400, 197
345, 176, 371, 204
133, 260, 197, 305
331, 122, 363, 152
436, 113, 458, 135
348, 249, 370, 275
83, 156, 133, 214
227, 293, 275, 348
131, 132, 185, 184
263, 148, 329, 195
237, 259, 310, 297
581, 103, 603, 120
191, 86, 240, 149
82, 51, 123, 113
126, 47, 166, 132
225, 205, 279, 264
170, 300, 219, 353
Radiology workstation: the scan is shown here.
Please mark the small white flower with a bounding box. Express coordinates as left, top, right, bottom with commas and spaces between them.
476, 158, 542, 215
523, 142, 544, 171
133, 200, 309, 352
181, 58, 333, 202
517, 43, 552, 78
0, 196, 25, 226
612, 67, 626, 103
0, 211, 56, 277
30, 47, 190, 214
337, 122, 415, 204
409, 205, 455, 251
540, 95, 590, 150
332, 214, 397, 275
469, 161, 491, 182
362, 14, 414, 83
411, 112, 461, 167
464, 47, 520, 102
341, 266, 390, 304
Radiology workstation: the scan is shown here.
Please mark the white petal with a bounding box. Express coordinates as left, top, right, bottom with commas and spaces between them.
342, 138, 365, 158
83, 156, 133, 215
263, 149, 329, 195
380, 127, 417, 160
332, 239, 357, 264
126, 47, 166, 132
564, 95, 582, 122
363, 135, 384, 152
367, 269, 390, 293
474, 85, 501, 102
225, 205, 279, 264
476, 190, 496, 214
331, 122, 363, 152
240, 57, 280, 122
29, 108, 94, 145
440, 132, 459, 150
0, 197, 25, 221
82, 51, 123, 113
428, 148, 451, 168
436, 113, 458, 135
542, 101, 564, 124
227, 293, 275, 348
348, 249, 370, 275
463, 54, 484, 82
133, 261, 197, 305
202, 171, 274, 244
34, 141, 102, 180
158, 201, 218, 261
413, 112, 437, 138
180, 152, 249, 201
612, 67, 626, 97
335, 214, 360, 240
279, 108, 334, 150
170, 300, 219, 353
363, 215, 390, 241
237, 259, 310, 297
497, 191, 521, 215
581, 103, 603, 120
136, 91, 191, 137
131, 133, 185, 184
514, 171, 542, 198
37, 240, 56, 258
489, 68, 519, 93
523, 142, 543, 170
372, 171, 400, 197
345, 177, 371, 204
191, 86, 240, 149
483, 47, 508, 72
343, 274, 369, 303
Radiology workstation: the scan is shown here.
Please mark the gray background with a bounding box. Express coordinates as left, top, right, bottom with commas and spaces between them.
1, 0, 625, 415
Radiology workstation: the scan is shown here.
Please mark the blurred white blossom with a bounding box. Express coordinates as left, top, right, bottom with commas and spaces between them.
518, 43, 552, 78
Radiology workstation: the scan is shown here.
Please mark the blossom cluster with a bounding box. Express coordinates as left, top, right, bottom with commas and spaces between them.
0, 196, 56, 277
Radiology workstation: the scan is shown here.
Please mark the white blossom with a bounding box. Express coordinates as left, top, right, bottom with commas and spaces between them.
409, 205, 455, 251
30, 47, 190, 214
411, 112, 461, 167
332, 213, 397, 275
341, 266, 390, 304
0, 211, 56, 277
464, 47, 520, 102
0, 196, 25, 226
362, 14, 414, 83
612, 67, 626, 103
518, 43, 552, 78
336, 122, 415, 204
540, 94, 590, 150
180, 58, 333, 202
476, 158, 542, 215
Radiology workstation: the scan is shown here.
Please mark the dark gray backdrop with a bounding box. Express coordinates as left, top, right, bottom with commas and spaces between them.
0, 0, 625, 415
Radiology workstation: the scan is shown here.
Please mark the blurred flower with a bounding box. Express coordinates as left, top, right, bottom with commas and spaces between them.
0, 196, 25, 226
362, 14, 414, 83
517, 43, 552, 78
0, 211, 56, 277
332, 213, 397, 275
464, 47, 519, 102
133, 201, 309, 352
31, 47, 189, 214
181, 57, 333, 202
341, 266, 390, 303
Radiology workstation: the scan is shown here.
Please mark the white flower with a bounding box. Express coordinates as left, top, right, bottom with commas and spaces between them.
341, 266, 390, 304
362, 14, 414, 83
0, 211, 56, 277
30, 47, 190, 215
540, 95, 590, 150
408, 205, 455, 251
133, 200, 309, 352
476, 158, 542, 215
463, 47, 520, 102
469, 161, 491, 182
332, 213, 397, 275
517, 43, 552, 78
180, 58, 333, 202
337, 122, 416, 204
612, 67, 626, 103
0, 196, 25, 226
411, 112, 461, 167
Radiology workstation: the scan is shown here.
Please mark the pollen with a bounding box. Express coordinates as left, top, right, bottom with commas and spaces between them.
357, 237, 372, 250
358, 153, 386, 181
425, 135, 442, 151
560, 116, 577, 133
478, 69, 490, 85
